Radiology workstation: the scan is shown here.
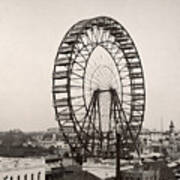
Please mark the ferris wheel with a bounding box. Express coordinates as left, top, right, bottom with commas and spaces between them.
52, 16, 145, 157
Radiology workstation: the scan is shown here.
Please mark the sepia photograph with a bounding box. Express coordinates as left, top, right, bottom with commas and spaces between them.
0, 0, 180, 179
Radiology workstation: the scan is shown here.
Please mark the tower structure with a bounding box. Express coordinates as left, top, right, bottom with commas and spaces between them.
169, 120, 175, 135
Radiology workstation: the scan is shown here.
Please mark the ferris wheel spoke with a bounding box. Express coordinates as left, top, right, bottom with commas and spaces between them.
122, 101, 132, 106
73, 105, 85, 113
77, 50, 90, 63
86, 29, 95, 43
71, 71, 84, 79
85, 76, 101, 87
123, 92, 132, 96
120, 73, 131, 80
74, 43, 84, 52
101, 30, 108, 42
91, 28, 99, 43
104, 30, 111, 41
89, 71, 103, 84
97, 28, 104, 43
96, 27, 104, 43
94, 72, 109, 86
122, 83, 131, 88
85, 35, 95, 47
92, 27, 99, 42
71, 97, 84, 104
70, 95, 84, 100
105, 43, 119, 57
74, 60, 85, 70
79, 36, 93, 53
89, 61, 108, 81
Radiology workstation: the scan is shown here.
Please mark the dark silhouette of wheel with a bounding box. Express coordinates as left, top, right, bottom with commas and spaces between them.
52, 16, 145, 157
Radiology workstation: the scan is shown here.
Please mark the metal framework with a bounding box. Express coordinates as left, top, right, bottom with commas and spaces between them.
52, 16, 145, 158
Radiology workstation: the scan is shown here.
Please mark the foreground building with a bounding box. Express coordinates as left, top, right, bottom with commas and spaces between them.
121, 163, 160, 180
45, 155, 82, 180
0, 157, 45, 180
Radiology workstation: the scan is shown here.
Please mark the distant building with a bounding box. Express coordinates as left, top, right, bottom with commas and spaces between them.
144, 160, 176, 180
47, 127, 59, 133
45, 156, 64, 180
139, 122, 180, 159
121, 160, 177, 180
121, 163, 160, 180
169, 121, 175, 135
0, 157, 45, 180
83, 158, 133, 179
45, 155, 82, 180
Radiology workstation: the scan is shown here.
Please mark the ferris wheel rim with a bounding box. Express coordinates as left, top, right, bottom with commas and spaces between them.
52, 16, 145, 155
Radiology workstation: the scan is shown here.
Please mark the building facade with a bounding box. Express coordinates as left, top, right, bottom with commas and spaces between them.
0, 157, 45, 180
121, 164, 160, 180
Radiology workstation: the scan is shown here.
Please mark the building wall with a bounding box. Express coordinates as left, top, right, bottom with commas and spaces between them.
122, 169, 160, 180
1, 166, 45, 180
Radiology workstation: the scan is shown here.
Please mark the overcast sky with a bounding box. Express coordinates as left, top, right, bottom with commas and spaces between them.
0, 0, 180, 131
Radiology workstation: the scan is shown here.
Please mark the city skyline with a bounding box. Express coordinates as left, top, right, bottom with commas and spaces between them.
0, 0, 180, 131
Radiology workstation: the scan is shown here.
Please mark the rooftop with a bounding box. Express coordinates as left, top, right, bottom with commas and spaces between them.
0, 157, 45, 172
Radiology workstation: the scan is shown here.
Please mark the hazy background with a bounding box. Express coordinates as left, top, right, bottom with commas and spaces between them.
0, 0, 180, 131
